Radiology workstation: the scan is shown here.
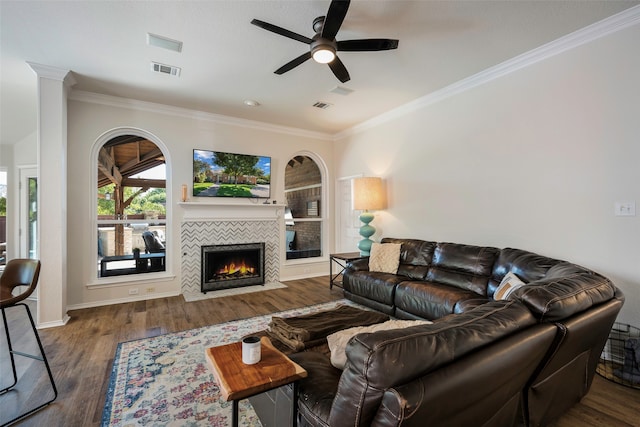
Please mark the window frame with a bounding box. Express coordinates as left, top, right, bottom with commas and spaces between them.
283, 151, 328, 264
88, 127, 173, 286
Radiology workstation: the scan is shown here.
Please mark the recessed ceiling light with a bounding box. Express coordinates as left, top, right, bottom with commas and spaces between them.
147, 33, 183, 53
243, 100, 260, 107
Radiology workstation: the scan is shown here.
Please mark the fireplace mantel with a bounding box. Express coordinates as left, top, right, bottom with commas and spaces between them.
179, 201, 285, 221
180, 201, 282, 294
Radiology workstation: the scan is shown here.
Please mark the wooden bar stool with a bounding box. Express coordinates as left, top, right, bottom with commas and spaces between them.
1, 259, 57, 426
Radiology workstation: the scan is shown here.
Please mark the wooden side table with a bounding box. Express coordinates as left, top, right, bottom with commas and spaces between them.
329, 252, 366, 289
206, 337, 307, 427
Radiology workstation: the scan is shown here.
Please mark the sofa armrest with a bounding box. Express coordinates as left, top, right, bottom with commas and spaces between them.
346, 257, 370, 272
327, 301, 536, 426
373, 323, 556, 427
288, 351, 342, 427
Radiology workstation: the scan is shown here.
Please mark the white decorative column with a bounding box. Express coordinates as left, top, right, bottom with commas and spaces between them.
29, 63, 75, 328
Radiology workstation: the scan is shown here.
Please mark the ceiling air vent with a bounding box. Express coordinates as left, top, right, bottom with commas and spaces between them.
147, 33, 183, 53
330, 86, 354, 96
313, 101, 333, 109
151, 62, 181, 77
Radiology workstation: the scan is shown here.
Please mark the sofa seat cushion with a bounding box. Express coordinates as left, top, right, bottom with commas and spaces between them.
395, 280, 488, 320
289, 351, 342, 427
342, 270, 405, 306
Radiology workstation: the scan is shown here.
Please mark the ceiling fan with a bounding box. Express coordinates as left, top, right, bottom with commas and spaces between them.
251, 0, 399, 83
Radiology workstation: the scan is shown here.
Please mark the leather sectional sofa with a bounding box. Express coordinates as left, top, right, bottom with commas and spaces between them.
255, 238, 624, 426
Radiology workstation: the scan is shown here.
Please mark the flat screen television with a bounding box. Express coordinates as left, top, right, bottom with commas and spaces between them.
193, 149, 271, 198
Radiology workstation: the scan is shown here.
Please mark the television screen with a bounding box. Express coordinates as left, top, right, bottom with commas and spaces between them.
193, 149, 271, 198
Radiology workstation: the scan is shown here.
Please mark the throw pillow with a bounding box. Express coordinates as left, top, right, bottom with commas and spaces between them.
369, 242, 401, 274
327, 319, 432, 369
494, 272, 527, 300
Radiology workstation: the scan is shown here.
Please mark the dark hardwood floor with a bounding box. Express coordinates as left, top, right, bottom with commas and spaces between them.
1, 276, 638, 426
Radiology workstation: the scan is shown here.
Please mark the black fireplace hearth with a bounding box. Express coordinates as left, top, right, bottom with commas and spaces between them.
201, 242, 265, 293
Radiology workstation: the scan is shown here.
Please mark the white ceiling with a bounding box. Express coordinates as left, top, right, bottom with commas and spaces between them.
2, 0, 638, 144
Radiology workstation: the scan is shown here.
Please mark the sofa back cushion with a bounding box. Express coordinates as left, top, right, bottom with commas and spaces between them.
381, 238, 436, 280
425, 242, 499, 296
512, 271, 617, 322
328, 300, 536, 427
491, 248, 617, 322
489, 248, 564, 295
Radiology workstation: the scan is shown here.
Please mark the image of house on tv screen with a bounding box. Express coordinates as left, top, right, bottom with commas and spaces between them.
193, 149, 271, 198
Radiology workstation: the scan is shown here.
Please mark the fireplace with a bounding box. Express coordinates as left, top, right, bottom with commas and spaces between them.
201, 242, 265, 293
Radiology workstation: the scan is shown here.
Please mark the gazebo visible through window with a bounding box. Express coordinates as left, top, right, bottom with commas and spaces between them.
96, 135, 167, 278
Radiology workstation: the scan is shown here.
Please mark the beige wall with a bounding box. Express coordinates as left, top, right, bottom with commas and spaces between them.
335, 24, 640, 326
66, 97, 333, 308
4, 12, 638, 326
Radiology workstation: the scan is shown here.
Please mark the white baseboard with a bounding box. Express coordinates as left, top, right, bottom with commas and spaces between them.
279, 271, 328, 282
37, 314, 71, 330
66, 290, 180, 311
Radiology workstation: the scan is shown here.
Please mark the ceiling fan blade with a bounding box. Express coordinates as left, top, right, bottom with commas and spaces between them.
275, 52, 312, 74
328, 56, 350, 83
251, 19, 313, 44
337, 38, 399, 51
322, 0, 350, 40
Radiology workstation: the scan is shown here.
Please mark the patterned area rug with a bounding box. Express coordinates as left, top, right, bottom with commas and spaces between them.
101, 299, 355, 427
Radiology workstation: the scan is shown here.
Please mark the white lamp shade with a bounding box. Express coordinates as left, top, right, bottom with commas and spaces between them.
352, 177, 387, 210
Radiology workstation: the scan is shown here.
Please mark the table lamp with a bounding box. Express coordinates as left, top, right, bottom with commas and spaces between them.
352, 177, 387, 256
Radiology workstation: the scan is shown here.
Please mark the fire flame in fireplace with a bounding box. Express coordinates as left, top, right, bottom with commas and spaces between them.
217, 261, 255, 276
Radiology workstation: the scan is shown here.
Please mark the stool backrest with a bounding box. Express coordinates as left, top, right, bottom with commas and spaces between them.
0, 258, 41, 307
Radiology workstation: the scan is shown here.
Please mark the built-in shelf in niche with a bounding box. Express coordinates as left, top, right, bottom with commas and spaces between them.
178, 201, 285, 207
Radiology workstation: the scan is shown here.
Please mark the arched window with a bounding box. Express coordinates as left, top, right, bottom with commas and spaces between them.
95, 133, 168, 278
284, 154, 325, 260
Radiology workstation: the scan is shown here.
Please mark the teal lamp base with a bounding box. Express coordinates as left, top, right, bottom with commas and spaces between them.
357, 211, 376, 256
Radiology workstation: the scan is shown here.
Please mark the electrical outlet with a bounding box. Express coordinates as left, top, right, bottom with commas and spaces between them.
146, 287, 155, 293
129, 288, 139, 295
614, 202, 636, 217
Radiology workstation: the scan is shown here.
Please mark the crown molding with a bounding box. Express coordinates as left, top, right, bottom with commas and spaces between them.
27, 62, 76, 87
66, 5, 640, 143
335, 5, 640, 141
69, 90, 333, 141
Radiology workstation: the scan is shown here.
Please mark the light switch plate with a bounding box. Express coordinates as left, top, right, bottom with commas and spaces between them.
614, 202, 636, 216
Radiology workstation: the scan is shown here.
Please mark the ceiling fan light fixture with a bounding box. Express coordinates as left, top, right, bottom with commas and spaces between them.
251, 0, 399, 82
312, 45, 336, 64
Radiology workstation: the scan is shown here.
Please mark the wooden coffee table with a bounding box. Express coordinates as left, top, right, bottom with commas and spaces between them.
205, 336, 307, 427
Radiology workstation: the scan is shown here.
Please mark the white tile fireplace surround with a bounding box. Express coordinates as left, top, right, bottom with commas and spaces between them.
179, 202, 283, 294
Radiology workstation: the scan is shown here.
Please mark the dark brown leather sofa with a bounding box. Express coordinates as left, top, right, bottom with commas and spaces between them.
253, 238, 624, 427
